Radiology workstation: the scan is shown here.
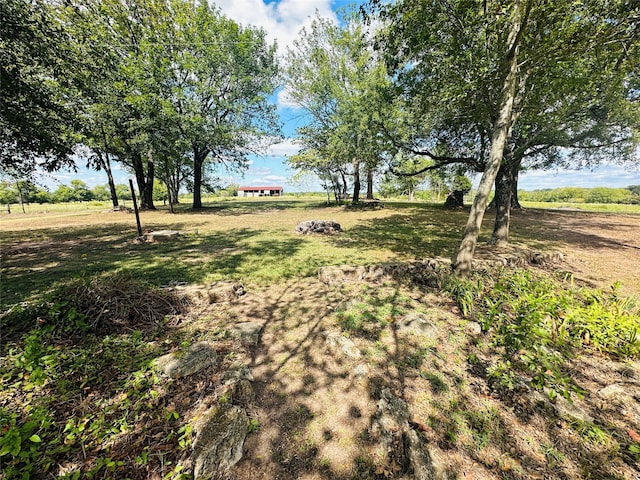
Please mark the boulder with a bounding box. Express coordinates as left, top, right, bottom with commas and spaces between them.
143, 230, 181, 242
296, 220, 342, 234
396, 312, 438, 339
318, 265, 367, 285
155, 341, 217, 379
223, 363, 254, 385
369, 388, 440, 479
208, 282, 245, 304
192, 404, 248, 479
228, 321, 263, 345
324, 332, 361, 359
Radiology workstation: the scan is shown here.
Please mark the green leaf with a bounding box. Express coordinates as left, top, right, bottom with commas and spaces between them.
29, 434, 42, 443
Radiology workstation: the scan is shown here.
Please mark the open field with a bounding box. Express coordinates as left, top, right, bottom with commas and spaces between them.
2, 198, 639, 306
1, 199, 639, 479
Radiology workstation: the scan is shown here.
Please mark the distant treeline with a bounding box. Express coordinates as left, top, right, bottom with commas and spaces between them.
519, 186, 640, 204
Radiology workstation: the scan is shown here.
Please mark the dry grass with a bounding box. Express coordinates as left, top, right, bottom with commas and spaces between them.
1, 198, 640, 479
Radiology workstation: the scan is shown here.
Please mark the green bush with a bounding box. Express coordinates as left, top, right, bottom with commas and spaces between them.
445, 268, 639, 399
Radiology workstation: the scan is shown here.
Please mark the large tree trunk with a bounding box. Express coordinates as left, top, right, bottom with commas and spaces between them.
140, 148, 155, 210
490, 155, 515, 246
366, 168, 374, 200
192, 147, 208, 209
453, 0, 529, 275
511, 160, 522, 209
352, 160, 361, 204
130, 150, 156, 210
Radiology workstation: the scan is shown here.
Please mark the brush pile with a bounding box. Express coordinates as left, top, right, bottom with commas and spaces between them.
57, 274, 190, 335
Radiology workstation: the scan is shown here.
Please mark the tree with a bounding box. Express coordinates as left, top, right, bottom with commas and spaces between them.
0, 181, 18, 212
371, 0, 639, 271
168, 2, 281, 209
1, 0, 83, 175
285, 12, 392, 204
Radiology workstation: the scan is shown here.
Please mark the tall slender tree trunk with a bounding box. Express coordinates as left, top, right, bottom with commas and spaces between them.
352, 160, 361, 204
192, 147, 208, 209
453, 0, 530, 275
366, 168, 374, 200
490, 153, 515, 246
100, 130, 119, 208
100, 151, 119, 208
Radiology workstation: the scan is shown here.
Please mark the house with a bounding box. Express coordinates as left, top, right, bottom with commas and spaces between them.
238, 186, 283, 197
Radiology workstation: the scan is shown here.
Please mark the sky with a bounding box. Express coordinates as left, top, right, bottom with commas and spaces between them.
37, 0, 640, 193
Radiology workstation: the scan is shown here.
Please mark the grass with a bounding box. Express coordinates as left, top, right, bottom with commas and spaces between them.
520, 200, 640, 214
0, 199, 473, 308
1, 197, 640, 479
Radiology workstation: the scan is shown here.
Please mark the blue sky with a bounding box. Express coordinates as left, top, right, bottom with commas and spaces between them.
36, 0, 640, 192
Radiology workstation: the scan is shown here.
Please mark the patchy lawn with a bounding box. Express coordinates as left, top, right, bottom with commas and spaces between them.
1, 199, 639, 479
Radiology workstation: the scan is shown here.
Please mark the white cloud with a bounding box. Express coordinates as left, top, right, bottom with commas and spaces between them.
213, 0, 336, 55
276, 87, 299, 110
249, 167, 272, 176
263, 174, 288, 182
266, 138, 301, 156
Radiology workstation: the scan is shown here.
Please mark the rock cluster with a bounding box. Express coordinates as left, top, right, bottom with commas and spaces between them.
296, 220, 342, 234
369, 388, 444, 479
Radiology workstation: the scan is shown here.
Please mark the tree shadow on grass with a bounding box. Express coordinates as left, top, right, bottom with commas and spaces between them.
168, 199, 335, 216
329, 212, 467, 259
0, 224, 304, 308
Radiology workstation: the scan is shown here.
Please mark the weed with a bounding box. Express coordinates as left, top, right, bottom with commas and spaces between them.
420, 371, 449, 394
248, 418, 260, 434
444, 268, 639, 399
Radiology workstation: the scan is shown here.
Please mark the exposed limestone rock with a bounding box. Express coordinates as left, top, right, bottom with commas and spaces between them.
192, 404, 248, 479
223, 363, 254, 385
208, 282, 245, 304
228, 379, 255, 406
323, 332, 361, 359
228, 321, 263, 345
396, 312, 438, 339
464, 321, 483, 335
154, 341, 217, 379
318, 265, 367, 285
598, 384, 638, 417
369, 388, 441, 479
353, 364, 369, 379
296, 220, 342, 234
142, 230, 182, 242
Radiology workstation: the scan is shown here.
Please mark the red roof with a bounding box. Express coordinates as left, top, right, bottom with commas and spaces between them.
238, 186, 283, 190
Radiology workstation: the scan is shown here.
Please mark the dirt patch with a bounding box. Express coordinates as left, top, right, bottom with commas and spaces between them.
193, 276, 639, 480
509, 209, 640, 295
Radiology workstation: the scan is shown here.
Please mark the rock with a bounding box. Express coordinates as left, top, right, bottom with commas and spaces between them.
192, 405, 248, 479
465, 321, 483, 335
553, 395, 593, 423
318, 265, 367, 285
353, 364, 369, 379
208, 282, 245, 303
143, 230, 181, 242
396, 312, 438, 339
369, 389, 438, 479
296, 220, 342, 234
229, 379, 255, 406
597, 384, 637, 416
324, 332, 361, 359
223, 364, 254, 385
598, 384, 627, 400
155, 342, 217, 379
228, 321, 263, 345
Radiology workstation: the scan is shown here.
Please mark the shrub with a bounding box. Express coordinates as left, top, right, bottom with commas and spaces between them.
444, 268, 639, 399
